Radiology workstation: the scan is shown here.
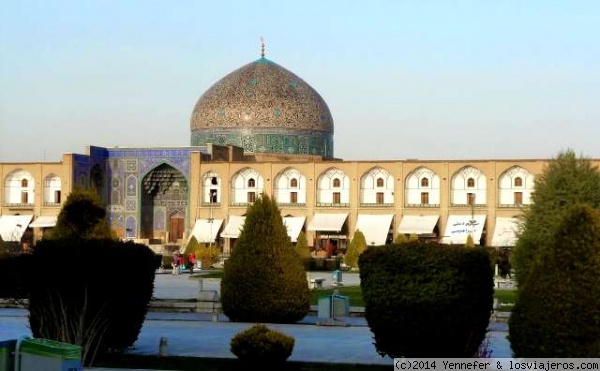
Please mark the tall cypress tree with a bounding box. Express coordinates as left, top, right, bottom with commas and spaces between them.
220, 194, 310, 323
509, 204, 600, 356
512, 150, 600, 284
345, 230, 367, 268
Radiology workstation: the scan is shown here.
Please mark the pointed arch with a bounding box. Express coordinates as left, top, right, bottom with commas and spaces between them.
231, 167, 264, 205
43, 173, 62, 205
498, 165, 535, 206
404, 166, 440, 207
140, 163, 188, 243
274, 167, 307, 205
202, 170, 221, 204
4, 168, 35, 205
316, 167, 350, 205
360, 166, 394, 205
450, 166, 487, 205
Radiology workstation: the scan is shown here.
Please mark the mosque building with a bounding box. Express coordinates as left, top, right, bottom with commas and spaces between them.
1, 46, 592, 254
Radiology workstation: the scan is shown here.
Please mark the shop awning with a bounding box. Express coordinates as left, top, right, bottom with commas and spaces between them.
397, 215, 439, 235
29, 216, 58, 228
307, 213, 348, 232
441, 214, 487, 245
0, 215, 33, 242
220, 216, 246, 239
284, 216, 306, 243
189, 218, 224, 243
491, 217, 520, 247
355, 214, 394, 246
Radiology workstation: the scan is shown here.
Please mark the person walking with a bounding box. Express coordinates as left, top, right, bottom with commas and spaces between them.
188, 252, 196, 274
171, 253, 180, 275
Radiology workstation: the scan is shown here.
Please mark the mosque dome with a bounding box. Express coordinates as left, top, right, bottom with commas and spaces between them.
190, 54, 334, 158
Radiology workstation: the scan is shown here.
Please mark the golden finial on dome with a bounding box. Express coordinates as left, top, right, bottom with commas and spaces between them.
260, 37, 265, 58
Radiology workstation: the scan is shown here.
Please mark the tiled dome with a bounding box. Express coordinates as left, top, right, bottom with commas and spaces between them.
190, 57, 334, 158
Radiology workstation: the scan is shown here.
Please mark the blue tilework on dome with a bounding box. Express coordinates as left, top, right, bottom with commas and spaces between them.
190, 57, 334, 158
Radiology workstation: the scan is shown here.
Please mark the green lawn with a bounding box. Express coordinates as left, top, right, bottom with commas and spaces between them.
310, 286, 364, 307
310, 286, 517, 310
187, 273, 517, 311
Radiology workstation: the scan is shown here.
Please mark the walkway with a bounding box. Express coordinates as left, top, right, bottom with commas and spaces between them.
0, 271, 512, 369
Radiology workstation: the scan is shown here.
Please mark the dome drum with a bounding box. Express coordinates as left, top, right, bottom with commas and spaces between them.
191, 128, 333, 157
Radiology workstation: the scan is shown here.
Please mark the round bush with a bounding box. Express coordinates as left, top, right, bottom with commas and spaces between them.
230, 324, 295, 364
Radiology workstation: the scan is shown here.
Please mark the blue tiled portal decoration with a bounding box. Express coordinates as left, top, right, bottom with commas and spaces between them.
125, 216, 136, 237
102, 147, 200, 237
154, 208, 166, 231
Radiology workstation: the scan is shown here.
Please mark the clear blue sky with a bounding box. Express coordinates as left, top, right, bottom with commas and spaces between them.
1, 1, 598, 162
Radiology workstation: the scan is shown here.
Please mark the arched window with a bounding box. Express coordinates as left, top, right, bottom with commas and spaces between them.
333, 178, 341, 188
248, 178, 256, 188
290, 178, 298, 188
421, 178, 429, 187
21, 179, 28, 187
514, 177, 523, 187
376, 178, 384, 187
467, 178, 475, 187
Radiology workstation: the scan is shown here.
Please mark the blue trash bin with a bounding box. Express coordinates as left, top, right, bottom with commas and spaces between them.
0, 339, 16, 371
332, 269, 342, 285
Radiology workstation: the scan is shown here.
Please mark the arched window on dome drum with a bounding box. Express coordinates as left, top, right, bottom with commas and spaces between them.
514, 177, 523, 187
376, 178, 384, 187
248, 178, 256, 188
21, 179, 28, 188
333, 178, 341, 188
290, 178, 298, 188
421, 178, 429, 187
467, 178, 475, 188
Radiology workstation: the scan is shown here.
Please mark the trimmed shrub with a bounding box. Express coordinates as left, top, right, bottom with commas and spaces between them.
183, 236, 200, 256
230, 324, 295, 364
0, 254, 33, 299
295, 231, 311, 259
359, 242, 494, 358
27, 238, 158, 365
221, 195, 310, 323
48, 187, 115, 240
509, 204, 600, 357
393, 233, 408, 244
465, 234, 475, 248
345, 230, 367, 268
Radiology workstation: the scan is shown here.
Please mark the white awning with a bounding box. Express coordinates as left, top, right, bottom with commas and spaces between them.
307, 213, 348, 232
189, 219, 224, 243
398, 215, 439, 235
491, 217, 520, 247
29, 216, 58, 228
0, 215, 33, 242
220, 216, 246, 239
355, 214, 394, 246
284, 216, 306, 243
441, 214, 487, 245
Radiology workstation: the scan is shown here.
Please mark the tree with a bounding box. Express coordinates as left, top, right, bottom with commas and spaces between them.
220, 194, 310, 323
394, 233, 408, 244
345, 230, 367, 268
294, 231, 311, 259
49, 187, 114, 240
512, 150, 600, 284
465, 234, 475, 248
509, 204, 600, 357
360, 242, 494, 357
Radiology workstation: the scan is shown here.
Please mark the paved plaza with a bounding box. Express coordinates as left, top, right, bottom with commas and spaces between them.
0, 271, 512, 369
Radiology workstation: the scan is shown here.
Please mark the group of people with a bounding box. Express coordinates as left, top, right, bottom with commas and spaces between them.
171, 252, 197, 275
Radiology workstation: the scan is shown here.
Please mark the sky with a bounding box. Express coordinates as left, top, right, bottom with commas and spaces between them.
1, 1, 599, 162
